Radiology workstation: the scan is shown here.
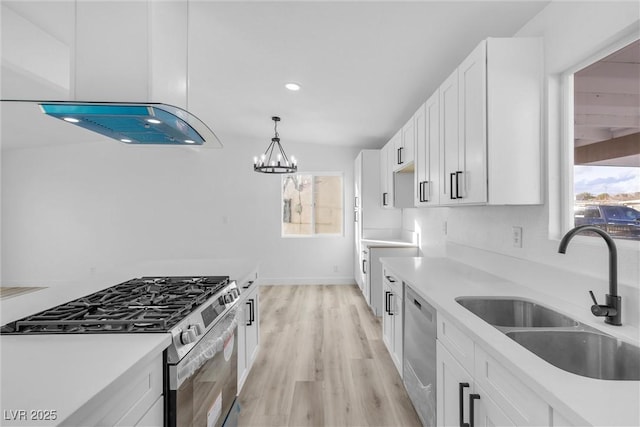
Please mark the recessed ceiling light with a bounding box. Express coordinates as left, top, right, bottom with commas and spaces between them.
120, 138, 132, 143
63, 117, 80, 123
184, 140, 195, 144
285, 82, 301, 91
147, 118, 162, 124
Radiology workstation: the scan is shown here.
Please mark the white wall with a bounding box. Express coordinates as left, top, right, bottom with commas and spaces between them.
402, 2, 640, 326
1, 137, 359, 285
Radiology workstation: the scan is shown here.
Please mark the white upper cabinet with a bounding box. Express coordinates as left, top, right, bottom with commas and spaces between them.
394, 116, 416, 172
440, 69, 460, 204
440, 37, 543, 206
414, 92, 440, 206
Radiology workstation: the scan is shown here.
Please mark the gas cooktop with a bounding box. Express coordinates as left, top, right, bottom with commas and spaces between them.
0, 276, 231, 334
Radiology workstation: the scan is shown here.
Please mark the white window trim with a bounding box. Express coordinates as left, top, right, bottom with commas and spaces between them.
560, 30, 640, 250
281, 172, 344, 238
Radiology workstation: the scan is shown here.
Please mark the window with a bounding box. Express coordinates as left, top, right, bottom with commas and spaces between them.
569, 38, 640, 241
281, 173, 343, 237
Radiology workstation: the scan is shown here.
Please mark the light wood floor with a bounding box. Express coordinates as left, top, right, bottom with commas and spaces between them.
238, 285, 421, 427
0, 286, 47, 300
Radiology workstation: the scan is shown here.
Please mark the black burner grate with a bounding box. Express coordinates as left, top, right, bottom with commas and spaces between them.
0, 276, 229, 334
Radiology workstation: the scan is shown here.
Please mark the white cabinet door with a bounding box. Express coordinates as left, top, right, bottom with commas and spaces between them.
457, 40, 487, 205
415, 92, 440, 206
245, 287, 260, 368
440, 69, 459, 205
382, 280, 393, 352
391, 286, 403, 374
380, 142, 393, 208
238, 277, 260, 392
437, 341, 473, 427
414, 101, 428, 206
474, 384, 516, 427
395, 116, 415, 171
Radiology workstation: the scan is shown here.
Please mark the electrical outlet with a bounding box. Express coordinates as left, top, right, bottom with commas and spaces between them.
512, 226, 523, 248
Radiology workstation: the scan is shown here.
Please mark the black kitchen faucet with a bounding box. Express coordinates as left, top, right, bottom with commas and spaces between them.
558, 225, 622, 326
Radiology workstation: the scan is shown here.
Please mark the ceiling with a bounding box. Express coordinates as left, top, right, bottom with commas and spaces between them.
574, 39, 640, 167
1, 1, 551, 152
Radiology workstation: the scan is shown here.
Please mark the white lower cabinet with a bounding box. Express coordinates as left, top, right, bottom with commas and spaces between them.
238, 273, 260, 392
62, 354, 163, 426
382, 270, 403, 376
437, 314, 550, 427
437, 341, 513, 427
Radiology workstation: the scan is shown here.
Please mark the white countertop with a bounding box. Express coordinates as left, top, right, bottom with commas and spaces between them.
0, 258, 257, 426
0, 334, 170, 426
361, 238, 417, 248
380, 256, 640, 427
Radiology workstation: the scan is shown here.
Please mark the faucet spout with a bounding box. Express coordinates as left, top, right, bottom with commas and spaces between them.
558, 225, 621, 326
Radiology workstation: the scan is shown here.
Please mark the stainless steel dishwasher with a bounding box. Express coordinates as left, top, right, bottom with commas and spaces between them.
404, 285, 437, 427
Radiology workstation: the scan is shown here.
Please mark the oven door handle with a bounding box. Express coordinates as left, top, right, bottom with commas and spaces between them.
171, 307, 239, 389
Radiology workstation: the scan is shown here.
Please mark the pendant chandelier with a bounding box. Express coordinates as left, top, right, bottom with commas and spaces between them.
253, 116, 297, 174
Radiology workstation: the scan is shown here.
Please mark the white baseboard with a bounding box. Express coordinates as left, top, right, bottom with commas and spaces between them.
259, 276, 356, 286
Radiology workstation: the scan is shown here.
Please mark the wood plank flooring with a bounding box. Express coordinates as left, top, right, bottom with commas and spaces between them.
0, 286, 47, 300
238, 285, 421, 427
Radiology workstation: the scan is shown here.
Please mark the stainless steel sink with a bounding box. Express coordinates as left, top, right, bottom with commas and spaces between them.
456, 296, 640, 381
456, 297, 579, 328
506, 330, 640, 381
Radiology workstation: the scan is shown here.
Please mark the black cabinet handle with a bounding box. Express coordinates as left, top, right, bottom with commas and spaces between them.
388, 293, 395, 316
459, 382, 469, 427
385, 291, 391, 314
469, 394, 480, 427
422, 180, 430, 202
450, 173, 457, 200
418, 181, 423, 202
385, 275, 396, 283
243, 280, 254, 289
383, 192, 388, 206
398, 147, 403, 164
246, 299, 254, 326
362, 259, 367, 275
455, 171, 462, 199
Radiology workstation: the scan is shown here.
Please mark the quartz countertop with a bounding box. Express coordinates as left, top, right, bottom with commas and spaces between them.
361, 238, 417, 247
380, 256, 640, 427
0, 334, 170, 426
0, 258, 258, 426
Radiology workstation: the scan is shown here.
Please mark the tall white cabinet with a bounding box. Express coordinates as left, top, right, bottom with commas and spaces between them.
354, 150, 402, 290
414, 93, 440, 206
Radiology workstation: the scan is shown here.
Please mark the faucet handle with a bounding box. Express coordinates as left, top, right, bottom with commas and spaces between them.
589, 290, 599, 306
589, 290, 617, 318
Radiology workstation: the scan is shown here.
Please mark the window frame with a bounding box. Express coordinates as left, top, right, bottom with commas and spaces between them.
560, 31, 640, 247
280, 171, 345, 238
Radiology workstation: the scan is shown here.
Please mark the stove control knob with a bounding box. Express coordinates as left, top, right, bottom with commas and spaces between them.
180, 328, 197, 345
189, 324, 203, 336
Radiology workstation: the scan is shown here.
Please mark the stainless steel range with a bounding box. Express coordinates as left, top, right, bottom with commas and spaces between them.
1, 275, 242, 427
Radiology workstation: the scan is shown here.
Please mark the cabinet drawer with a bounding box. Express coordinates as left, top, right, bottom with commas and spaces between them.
474, 346, 549, 426
437, 314, 474, 374
382, 268, 401, 293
